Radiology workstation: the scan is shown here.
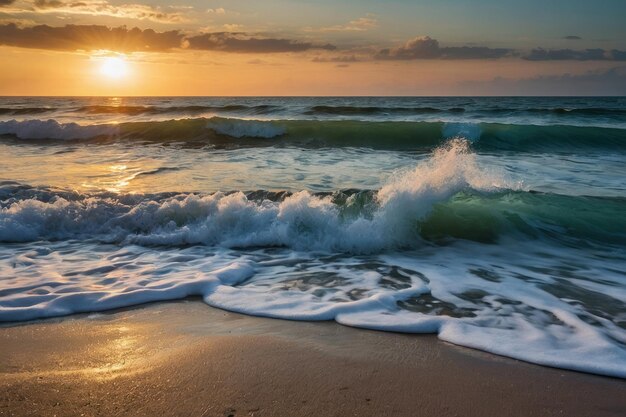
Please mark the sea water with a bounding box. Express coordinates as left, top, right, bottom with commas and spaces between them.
0, 96, 625, 377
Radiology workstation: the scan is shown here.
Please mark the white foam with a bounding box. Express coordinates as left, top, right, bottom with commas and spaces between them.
0, 119, 118, 140
206, 117, 286, 138
0, 139, 513, 251
1, 240, 624, 378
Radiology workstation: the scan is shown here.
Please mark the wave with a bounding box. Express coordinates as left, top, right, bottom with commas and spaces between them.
303, 105, 626, 117
75, 104, 282, 115
1, 140, 624, 248
0, 107, 55, 115
304, 105, 466, 115
1, 117, 625, 151
2, 103, 625, 118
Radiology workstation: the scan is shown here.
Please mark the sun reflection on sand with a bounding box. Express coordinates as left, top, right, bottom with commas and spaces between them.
65, 324, 147, 380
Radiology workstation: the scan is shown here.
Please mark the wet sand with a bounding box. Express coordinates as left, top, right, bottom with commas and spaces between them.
1, 300, 625, 417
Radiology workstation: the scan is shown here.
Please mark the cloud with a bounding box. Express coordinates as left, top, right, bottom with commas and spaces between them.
0, 23, 185, 51
8, 0, 187, 24
317, 14, 378, 32
457, 67, 626, 95
564, 35, 582, 40
207, 7, 225, 14
312, 54, 359, 63
376, 36, 513, 60
524, 48, 626, 61
223, 24, 243, 32
376, 36, 626, 61
0, 0, 16, 5
185, 32, 336, 53
0, 23, 337, 54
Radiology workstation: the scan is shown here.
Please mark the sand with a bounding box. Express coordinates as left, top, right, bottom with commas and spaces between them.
1, 300, 625, 417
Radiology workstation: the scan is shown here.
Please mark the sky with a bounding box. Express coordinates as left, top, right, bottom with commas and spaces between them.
0, 0, 625, 95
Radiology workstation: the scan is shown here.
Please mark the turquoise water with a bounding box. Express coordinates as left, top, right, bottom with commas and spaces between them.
1, 96, 625, 377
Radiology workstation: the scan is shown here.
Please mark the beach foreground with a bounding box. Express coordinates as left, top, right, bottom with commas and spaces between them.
1, 301, 624, 417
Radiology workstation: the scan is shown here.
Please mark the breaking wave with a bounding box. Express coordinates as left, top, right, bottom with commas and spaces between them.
1, 117, 625, 151
2, 139, 624, 248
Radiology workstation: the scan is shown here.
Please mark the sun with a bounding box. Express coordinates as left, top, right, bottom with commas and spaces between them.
100, 57, 129, 79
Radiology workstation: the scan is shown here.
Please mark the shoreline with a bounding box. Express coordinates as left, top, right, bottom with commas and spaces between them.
1, 300, 625, 417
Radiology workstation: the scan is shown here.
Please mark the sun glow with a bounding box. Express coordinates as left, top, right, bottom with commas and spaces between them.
99, 57, 129, 79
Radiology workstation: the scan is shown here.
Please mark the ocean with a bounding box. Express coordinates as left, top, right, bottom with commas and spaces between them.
0, 96, 625, 378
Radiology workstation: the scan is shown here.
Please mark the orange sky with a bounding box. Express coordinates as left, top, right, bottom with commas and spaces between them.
0, 0, 624, 95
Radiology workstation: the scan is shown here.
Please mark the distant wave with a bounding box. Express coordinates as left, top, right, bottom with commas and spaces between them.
304, 105, 626, 117
304, 105, 466, 115
3, 104, 626, 118
1, 117, 625, 152
0, 107, 55, 115
75, 104, 282, 115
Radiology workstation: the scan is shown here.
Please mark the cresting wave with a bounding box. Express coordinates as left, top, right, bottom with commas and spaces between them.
1, 117, 625, 151
1, 140, 625, 248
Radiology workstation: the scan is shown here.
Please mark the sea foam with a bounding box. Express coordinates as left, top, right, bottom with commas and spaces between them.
0, 140, 511, 251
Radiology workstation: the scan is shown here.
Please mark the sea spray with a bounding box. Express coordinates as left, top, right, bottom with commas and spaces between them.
0, 139, 514, 250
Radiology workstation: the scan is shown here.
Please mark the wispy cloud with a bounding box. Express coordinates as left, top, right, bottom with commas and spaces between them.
458, 67, 626, 95
564, 35, 582, 40
5, 0, 188, 24
305, 14, 378, 32
524, 48, 626, 61
322, 15, 377, 32
206, 7, 225, 15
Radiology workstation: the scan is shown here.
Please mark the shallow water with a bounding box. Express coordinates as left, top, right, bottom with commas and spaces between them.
1, 96, 625, 378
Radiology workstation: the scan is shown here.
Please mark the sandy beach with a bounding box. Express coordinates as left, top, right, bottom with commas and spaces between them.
1, 300, 624, 417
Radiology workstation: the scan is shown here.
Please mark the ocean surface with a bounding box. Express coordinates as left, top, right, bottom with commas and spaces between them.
1, 96, 625, 378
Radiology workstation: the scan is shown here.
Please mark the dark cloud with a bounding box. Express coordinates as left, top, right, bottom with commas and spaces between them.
0, 24, 336, 54
376, 36, 513, 60
0, 23, 183, 52
524, 48, 626, 61
564, 35, 582, 40
185, 32, 336, 53
376, 36, 626, 62
312, 55, 359, 63
457, 67, 626, 95
0, 0, 16, 5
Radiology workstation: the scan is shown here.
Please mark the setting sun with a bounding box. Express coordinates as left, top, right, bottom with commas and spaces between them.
99, 57, 128, 79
